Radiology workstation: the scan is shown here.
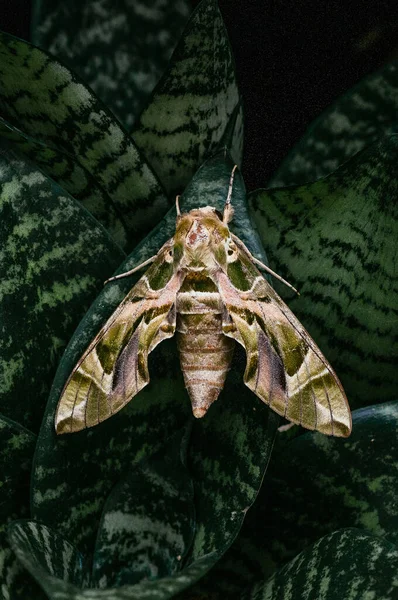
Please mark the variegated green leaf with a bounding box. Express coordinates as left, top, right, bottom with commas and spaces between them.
31, 0, 191, 130
189, 399, 398, 598
132, 0, 242, 195
217, 101, 244, 169
249, 135, 398, 410
270, 60, 398, 187
92, 425, 195, 587
174, 154, 277, 564
0, 416, 43, 599
0, 30, 168, 249
31, 152, 277, 584
0, 141, 125, 431
243, 529, 398, 600
0, 116, 128, 248
8, 521, 88, 595
8, 519, 218, 600
231, 400, 398, 583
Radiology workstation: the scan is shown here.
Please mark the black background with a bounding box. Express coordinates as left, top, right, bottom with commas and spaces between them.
1, 0, 397, 190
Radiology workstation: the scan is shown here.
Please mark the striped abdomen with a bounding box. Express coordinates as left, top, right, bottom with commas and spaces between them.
176, 285, 234, 417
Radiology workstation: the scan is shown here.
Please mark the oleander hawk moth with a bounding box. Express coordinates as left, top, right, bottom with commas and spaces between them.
55, 167, 351, 437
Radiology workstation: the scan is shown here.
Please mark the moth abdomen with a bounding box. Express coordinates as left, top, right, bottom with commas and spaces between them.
176, 289, 234, 418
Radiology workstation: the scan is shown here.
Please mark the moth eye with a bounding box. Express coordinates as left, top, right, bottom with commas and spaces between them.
165, 248, 174, 263
227, 243, 237, 258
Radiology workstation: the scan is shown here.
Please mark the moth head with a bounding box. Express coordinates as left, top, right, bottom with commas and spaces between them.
174, 207, 231, 269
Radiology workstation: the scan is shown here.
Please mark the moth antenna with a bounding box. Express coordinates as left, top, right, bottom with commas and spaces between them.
176, 195, 181, 216
230, 233, 300, 296
104, 255, 157, 285
223, 164, 238, 224
252, 258, 300, 296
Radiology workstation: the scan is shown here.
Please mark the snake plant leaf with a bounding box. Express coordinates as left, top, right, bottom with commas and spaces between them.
0, 142, 125, 431
31, 0, 191, 130
0, 31, 168, 248
132, 0, 242, 196
216, 101, 244, 168
0, 416, 43, 599
270, 60, 398, 187
0, 116, 129, 248
176, 153, 277, 565
8, 521, 88, 596
243, 529, 398, 600
8, 519, 220, 600
249, 135, 398, 410
92, 425, 195, 587
236, 400, 398, 581
31, 152, 277, 581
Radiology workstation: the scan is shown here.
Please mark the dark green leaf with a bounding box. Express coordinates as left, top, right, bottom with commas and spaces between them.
217, 101, 244, 168
243, 529, 398, 600
0, 416, 42, 599
270, 61, 398, 187
132, 0, 242, 195
238, 400, 398, 580
0, 31, 168, 249
249, 135, 398, 410
8, 519, 219, 600
31, 0, 191, 130
0, 116, 129, 249
0, 142, 125, 430
92, 425, 195, 587
31, 152, 277, 582
8, 520, 88, 595
172, 154, 278, 565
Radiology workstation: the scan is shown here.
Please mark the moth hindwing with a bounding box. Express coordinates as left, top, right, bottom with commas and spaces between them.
56, 199, 351, 437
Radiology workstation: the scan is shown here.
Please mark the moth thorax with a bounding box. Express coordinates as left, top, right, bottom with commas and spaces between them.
176, 290, 234, 417
186, 220, 209, 248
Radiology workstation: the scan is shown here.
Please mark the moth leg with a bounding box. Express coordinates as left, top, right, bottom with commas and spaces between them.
104, 255, 157, 285
230, 233, 299, 296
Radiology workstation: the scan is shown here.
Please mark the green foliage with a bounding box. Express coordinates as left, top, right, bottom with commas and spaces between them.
31, 0, 191, 130
0, 140, 125, 431
269, 60, 398, 187
243, 529, 398, 600
132, 0, 242, 195
0, 31, 168, 251
0, 1, 397, 599
92, 426, 195, 587
249, 135, 398, 410
0, 417, 43, 599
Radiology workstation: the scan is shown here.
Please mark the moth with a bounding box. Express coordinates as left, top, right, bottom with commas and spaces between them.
55, 166, 351, 437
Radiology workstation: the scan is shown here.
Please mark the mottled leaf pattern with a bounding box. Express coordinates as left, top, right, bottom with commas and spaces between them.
228, 400, 398, 584
132, 0, 241, 195
176, 155, 278, 564
0, 142, 125, 431
186, 399, 398, 599
92, 426, 195, 587
217, 101, 244, 169
0, 116, 129, 248
8, 519, 218, 600
270, 60, 398, 187
0, 31, 167, 248
31, 153, 276, 570
243, 529, 398, 600
0, 417, 43, 599
249, 135, 398, 410
32, 0, 191, 129
8, 521, 88, 594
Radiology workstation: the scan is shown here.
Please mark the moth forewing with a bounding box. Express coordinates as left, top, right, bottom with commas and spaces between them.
214, 244, 352, 437
56, 192, 351, 437
55, 241, 182, 434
